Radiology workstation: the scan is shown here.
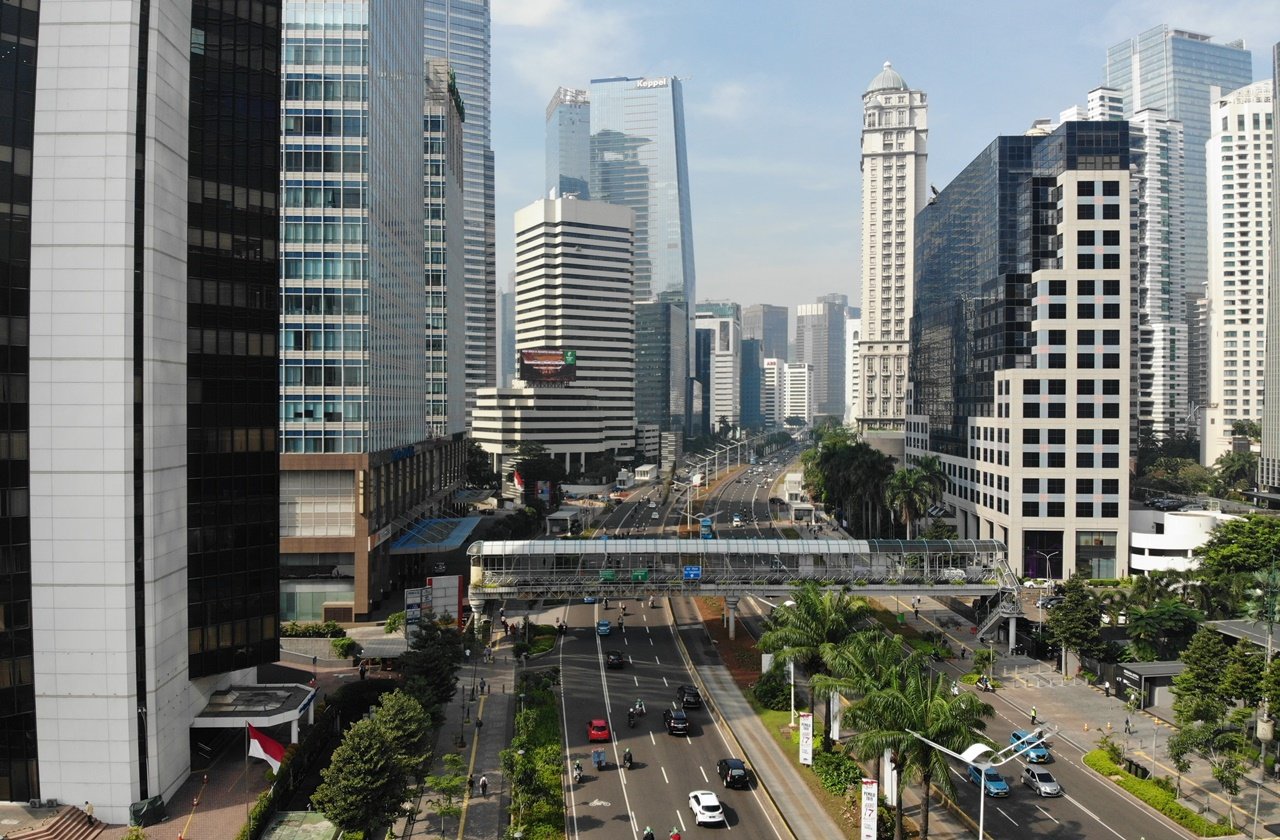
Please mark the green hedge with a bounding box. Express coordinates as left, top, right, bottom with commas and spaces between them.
812, 751, 862, 795
1087, 579, 1122, 587
1082, 750, 1233, 837
281, 620, 347, 639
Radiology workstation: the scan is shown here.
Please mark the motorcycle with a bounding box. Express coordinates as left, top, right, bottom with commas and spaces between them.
633, 699, 646, 717
627, 711, 635, 728
573, 761, 582, 784
643, 829, 655, 840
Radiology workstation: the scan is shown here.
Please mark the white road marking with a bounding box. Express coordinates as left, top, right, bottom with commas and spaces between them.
655, 656, 660, 664
649, 731, 656, 745
677, 812, 687, 832
1062, 795, 1125, 838
649, 636, 654, 646
699, 765, 708, 782
633, 675, 639, 685
661, 766, 669, 784
995, 807, 1016, 824
1034, 804, 1059, 823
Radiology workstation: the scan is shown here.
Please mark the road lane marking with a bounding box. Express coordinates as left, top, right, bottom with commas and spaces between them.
1034, 804, 1059, 823
649, 637, 654, 646
699, 765, 708, 782
655, 656, 661, 664
557, 623, 581, 840
995, 807, 1016, 824
1062, 795, 1125, 838
677, 812, 686, 832
661, 766, 669, 784
662, 676, 668, 686
649, 731, 656, 745
593, 623, 638, 834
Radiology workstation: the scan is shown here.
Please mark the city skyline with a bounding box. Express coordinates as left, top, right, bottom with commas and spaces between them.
491, 0, 1280, 309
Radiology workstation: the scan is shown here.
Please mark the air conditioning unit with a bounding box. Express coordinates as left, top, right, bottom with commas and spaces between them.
28, 798, 40, 808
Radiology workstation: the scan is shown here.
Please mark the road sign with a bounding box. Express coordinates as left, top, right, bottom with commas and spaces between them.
630, 569, 649, 582
682, 566, 702, 581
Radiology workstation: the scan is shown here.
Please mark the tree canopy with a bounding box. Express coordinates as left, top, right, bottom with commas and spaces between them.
1195, 515, 1280, 581
1045, 576, 1103, 674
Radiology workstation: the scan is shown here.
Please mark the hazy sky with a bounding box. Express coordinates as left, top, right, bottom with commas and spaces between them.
490, 0, 1280, 312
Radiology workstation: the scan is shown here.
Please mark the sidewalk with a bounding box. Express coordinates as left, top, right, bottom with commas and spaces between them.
908, 595, 1280, 836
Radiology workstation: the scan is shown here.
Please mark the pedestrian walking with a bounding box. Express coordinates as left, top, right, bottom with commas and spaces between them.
913, 607, 919, 620
464, 647, 471, 663
1104, 680, 1111, 697
960, 646, 967, 660
1124, 716, 1132, 735
479, 775, 489, 796
476, 717, 484, 732
468, 774, 475, 794
358, 661, 367, 680
1030, 705, 1038, 725
479, 677, 486, 694
84, 802, 94, 825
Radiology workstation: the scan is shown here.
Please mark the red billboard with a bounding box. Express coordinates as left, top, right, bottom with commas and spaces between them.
519, 348, 577, 383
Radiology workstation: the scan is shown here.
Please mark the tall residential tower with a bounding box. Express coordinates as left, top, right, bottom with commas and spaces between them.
425, 0, 495, 421
795, 294, 849, 421
857, 62, 928, 430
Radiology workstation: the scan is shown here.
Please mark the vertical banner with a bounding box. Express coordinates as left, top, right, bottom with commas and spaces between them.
829, 693, 842, 740
798, 712, 814, 766
860, 779, 878, 840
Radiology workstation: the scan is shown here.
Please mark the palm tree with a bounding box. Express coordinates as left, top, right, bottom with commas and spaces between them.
1096, 589, 1128, 628
758, 583, 870, 752
913, 454, 950, 503
1128, 571, 1176, 609
847, 666, 994, 840
884, 468, 933, 539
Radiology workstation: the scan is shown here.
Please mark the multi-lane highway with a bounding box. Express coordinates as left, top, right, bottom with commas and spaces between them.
551, 597, 788, 839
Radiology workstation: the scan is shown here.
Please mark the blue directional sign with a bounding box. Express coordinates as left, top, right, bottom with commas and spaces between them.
683, 566, 702, 581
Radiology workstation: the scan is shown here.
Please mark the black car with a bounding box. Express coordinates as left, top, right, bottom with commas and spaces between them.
717, 758, 750, 789
677, 684, 702, 709
663, 708, 690, 735
605, 650, 626, 669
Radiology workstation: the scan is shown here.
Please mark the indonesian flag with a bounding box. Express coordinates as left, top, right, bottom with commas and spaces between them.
247, 723, 285, 772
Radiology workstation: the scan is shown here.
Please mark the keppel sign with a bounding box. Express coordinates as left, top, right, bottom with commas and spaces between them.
798, 712, 813, 766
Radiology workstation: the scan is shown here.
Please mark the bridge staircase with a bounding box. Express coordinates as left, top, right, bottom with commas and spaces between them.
974, 548, 1024, 642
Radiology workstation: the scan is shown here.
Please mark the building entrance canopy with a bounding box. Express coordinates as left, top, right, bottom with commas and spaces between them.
390, 515, 481, 555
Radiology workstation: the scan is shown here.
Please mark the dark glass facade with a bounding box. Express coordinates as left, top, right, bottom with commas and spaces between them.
0, 0, 36, 804
635, 296, 686, 432
693, 327, 712, 438
911, 123, 1130, 458
740, 338, 764, 429
186, 0, 282, 678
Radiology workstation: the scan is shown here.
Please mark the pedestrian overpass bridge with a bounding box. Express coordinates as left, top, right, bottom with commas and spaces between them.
465, 537, 1024, 639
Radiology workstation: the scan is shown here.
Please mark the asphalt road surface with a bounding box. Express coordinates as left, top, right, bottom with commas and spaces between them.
551, 597, 787, 840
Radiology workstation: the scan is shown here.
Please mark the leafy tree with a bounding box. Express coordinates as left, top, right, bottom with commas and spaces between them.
1096, 589, 1128, 628
1214, 450, 1259, 496
1124, 599, 1203, 661
917, 519, 958, 540
1133, 456, 1215, 496
1239, 567, 1280, 626
1196, 515, 1280, 582
1172, 628, 1230, 725
1263, 656, 1280, 716
884, 468, 934, 539
912, 454, 950, 502
371, 690, 432, 775
426, 752, 467, 836
399, 616, 464, 722
464, 440, 497, 488
1127, 571, 1177, 609
846, 667, 993, 840
1219, 637, 1263, 708
1045, 576, 1102, 676
311, 716, 410, 837
1232, 419, 1262, 441
1168, 722, 1247, 829
758, 583, 870, 752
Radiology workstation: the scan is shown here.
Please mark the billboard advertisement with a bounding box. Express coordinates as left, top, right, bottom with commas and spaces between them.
519, 348, 577, 383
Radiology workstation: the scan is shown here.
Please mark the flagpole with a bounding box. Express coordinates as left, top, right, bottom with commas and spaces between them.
244, 721, 249, 821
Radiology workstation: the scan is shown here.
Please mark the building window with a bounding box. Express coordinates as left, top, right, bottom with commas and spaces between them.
1076, 478, 1093, 494
1076, 501, 1094, 517
1077, 429, 1093, 444
1078, 204, 1096, 220
1049, 304, 1067, 319
1047, 452, 1066, 468
1047, 429, 1065, 445
1102, 253, 1121, 270
1024, 452, 1040, 468
1023, 478, 1039, 493
1047, 403, 1066, 418
1023, 380, 1041, 395
1024, 403, 1040, 418
1022, 501, 1040, 517
1101, 453, 1119, 469
1078, 253, 1097, 269
1101, 502, 1119, 518
1078, 304, 1096, 318
1078, 452, 1094, 468
1078, 181, 1096, 196
1048, 353, 1067, 369
1102, 403, 1120, 419
1023, 429, 1040, 443
1047, 501, 1065, 517
1077, 403, 1095, 418
1102, 429, 1119, 445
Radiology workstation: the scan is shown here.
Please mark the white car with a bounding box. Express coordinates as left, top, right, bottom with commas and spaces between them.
648, 501, 657, 508
688, 790, 725, 825
1021, 766, 1062, 797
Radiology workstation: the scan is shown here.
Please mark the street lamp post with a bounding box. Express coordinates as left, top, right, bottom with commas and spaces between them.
905, 726, 1056, 840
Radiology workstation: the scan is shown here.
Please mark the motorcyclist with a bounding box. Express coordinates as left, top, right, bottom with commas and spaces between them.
623, 747, 633, 767
627, 709, 636, 727
648, 596, 655, 608
573, 759, 582, 781
635, 698, 645, 715
643, 827, 655, 840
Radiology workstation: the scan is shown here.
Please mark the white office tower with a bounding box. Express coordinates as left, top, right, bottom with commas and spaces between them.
1057, 87, 1189, 443
1263, 46, 1280, 493
696, 303, 743, 428
784, 363, 814, 425
763, 358, 784, 428
473, 198, 635, 477
857, 61, 927, 430
1130, 109, 1189, 440
1203, 81, 1275, 465
845, 315, 862, 424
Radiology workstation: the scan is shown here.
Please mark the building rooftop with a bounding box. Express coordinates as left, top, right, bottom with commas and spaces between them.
866, 61, 908, 93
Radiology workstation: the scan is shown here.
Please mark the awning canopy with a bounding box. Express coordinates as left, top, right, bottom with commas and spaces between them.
358, 636, 410, 658
193, 684, 316, 729
454, 488, 495, 505
390, 515, 481, 555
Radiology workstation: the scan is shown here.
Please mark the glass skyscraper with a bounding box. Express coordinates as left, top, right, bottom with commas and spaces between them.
588, 75, 697, 434
425, 0, 495, 421
1105, 27, 1251, 314
546, 87, 591, 199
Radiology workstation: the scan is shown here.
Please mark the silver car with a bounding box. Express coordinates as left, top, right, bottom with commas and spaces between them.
1021, 765, 1062, 797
